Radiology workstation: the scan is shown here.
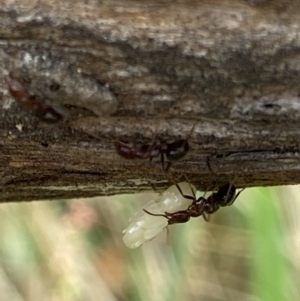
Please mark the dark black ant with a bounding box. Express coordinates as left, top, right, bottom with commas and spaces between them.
143, 182, 244, 224
7, 77, 64, 123
114, 122, 197, 170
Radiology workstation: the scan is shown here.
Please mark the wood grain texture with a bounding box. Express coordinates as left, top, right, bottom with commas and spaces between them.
0, 0, 300, 201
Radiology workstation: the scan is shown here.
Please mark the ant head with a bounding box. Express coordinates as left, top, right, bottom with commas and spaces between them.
166, 139, 189, 161
215, 183, 236, 206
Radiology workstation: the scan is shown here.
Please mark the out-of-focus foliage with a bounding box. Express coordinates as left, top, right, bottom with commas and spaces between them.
0, 186, 298, 301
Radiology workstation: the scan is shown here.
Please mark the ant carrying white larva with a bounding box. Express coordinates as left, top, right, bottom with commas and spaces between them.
122, 180, 244, 249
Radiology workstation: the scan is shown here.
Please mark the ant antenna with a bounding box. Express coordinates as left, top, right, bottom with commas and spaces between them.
224, 182, 234, 204
143, 209, 170, 219
187, 120, 199, 140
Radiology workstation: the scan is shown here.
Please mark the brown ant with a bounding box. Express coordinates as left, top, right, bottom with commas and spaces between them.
114, 122, 197, 170
143, 182, 244, 224
114, 142, 161, 160
6, 77, 64, 123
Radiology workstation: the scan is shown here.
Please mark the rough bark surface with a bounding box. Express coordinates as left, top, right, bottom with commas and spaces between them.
1, 0, 300, 202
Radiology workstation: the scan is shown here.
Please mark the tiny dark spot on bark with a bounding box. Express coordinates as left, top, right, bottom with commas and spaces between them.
96, 79, 107, 86
50, 82, 61, 92
41, 142, 49, 147
263, 103, 274, 109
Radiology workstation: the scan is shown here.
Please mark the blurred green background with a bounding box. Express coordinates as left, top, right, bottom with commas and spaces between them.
0, 186, 298, 301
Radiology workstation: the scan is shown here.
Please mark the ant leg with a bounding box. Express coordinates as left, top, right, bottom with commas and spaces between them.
224, 182, 233, 204
200, 184, 213, 200
164, 161, 172, 173
232, 187, 246, 203
148, 124, 160, 162
174, 181, 195, 202
182, 174, 197, 201
113, 140, 127, 147
160, 152, 165, 171
186, 120, 199, 140
159, 151, 172, 172
148, 182, 163, 196
166, 174, 196, 202
148, 154, 156, 167
164, 174, 196, 202
206, 156, 221, 193
202, 212, 210, 222
202, 188, 209, 199
206, 156, 215, 175
150, 124, 158, 144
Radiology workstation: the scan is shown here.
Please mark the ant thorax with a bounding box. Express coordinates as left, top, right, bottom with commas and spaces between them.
122, 182, 196, 249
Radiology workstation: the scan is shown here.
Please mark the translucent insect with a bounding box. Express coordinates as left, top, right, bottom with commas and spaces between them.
7, 77, 64, 123
122, 182, 196, 249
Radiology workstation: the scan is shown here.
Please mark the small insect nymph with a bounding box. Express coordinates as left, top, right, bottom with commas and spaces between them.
7, 77, 64, 123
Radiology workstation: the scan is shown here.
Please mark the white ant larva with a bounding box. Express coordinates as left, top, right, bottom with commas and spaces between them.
122, 182, 196, 249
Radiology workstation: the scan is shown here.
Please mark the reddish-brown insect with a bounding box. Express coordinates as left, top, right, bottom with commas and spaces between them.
114, 142, 161, 160
115, 122, 197, 170
144, 182, 244, 224
7, 77, 64, 123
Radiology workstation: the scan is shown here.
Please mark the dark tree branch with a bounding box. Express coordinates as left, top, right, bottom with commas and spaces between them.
0, 0, 299, 202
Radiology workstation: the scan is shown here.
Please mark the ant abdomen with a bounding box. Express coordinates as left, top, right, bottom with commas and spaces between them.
114, 142, 137, 159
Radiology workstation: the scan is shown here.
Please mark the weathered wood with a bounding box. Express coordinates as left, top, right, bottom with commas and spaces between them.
0, 0, 300, 202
